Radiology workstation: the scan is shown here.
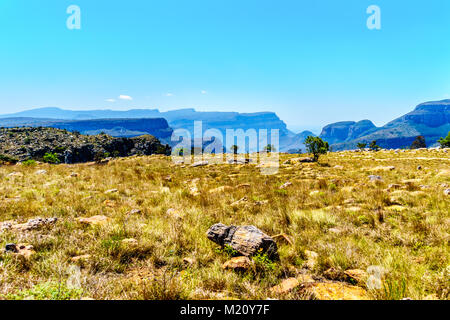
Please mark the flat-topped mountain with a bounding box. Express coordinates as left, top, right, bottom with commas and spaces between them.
0, 108, 297, 152
320, 120, 377, 145
1, 99, 449, 152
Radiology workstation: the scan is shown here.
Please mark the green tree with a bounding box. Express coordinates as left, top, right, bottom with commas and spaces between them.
304, 136, 329, 162
264, 144, 276, 153
357, 142, 367, 151
410, 136, 426, 149
369, 140, 380, 151
438, 131, 450, 148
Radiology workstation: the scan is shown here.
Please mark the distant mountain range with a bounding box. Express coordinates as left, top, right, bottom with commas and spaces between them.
323, 99, 450, 150
0, 108, 308, 152
0, 99, 449, 151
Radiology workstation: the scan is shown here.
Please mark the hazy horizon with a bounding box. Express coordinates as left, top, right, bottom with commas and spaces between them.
1, 0, 449, 130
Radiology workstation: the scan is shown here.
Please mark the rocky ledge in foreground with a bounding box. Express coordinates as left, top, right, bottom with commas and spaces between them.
0, 127, 171, 164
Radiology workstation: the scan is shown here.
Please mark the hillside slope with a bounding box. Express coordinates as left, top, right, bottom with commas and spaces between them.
0, 127, 170, 163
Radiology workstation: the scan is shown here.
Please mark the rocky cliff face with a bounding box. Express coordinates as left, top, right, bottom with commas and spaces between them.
0, 127, 170, 163
329, 100, 450, 150
320, 120, 377, 145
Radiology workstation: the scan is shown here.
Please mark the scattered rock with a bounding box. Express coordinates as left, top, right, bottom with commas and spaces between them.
236, 183, 251, 189
35, 169, 47, 175
70, 172, 79, 177
7, 172, 23, 178
270, 278, 300, 295
121, 238, 138, 246
206, 223, 279, 260
279, 182, 293, 189
105, 189, 118, 194
324, 268, 345, 281
222, 256, 252, 272
231, 197, 249, 207
344, 269, 368, 284
191, 161, 208, 167
4, 243, 35, 259
368, 175, 382, 182
127, 209, 141, 215
76, 215, 110, 226
417, 165, 422, 170
0, 217, 57, 232
444, 189, 450, 196
309, 282, 369, 300
103, 200, 117, 207
334, 165, 344, 169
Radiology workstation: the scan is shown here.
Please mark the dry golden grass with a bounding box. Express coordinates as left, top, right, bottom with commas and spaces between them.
0, 149, 448, 300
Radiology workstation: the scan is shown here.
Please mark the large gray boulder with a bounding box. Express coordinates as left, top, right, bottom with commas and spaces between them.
206, 223, 279, 260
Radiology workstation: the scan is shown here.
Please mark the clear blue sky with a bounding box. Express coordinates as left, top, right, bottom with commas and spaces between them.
1, 0, 449, 132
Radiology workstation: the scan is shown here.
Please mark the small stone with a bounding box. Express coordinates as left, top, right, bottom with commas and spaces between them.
324, 268, 345, 280
236, 183, 251, 189
279, 182, 293, 189
309, 282, 369, 300
191, 161, 208, 167
344, 269, 368, 283
76, 215, 110, 226
270, 278, 300, 295
231, 197, 249, 207
222, 256, 252, 271
121, 238, 138, 246
444, 189, 450, 196
35, 170, 47, 175
368, 175, 382, 182
417, 165, 422, 170
127, 209, 141, 215
105, 189, 118, 194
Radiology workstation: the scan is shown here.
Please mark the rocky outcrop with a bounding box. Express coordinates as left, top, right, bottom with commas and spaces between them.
206, 223, 279, 260
0, 127, 171, 163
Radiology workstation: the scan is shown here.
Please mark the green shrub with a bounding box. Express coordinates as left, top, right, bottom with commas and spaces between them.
43, 152, 60, 164
3, 281, 82, 300
22, 159, 37, 166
